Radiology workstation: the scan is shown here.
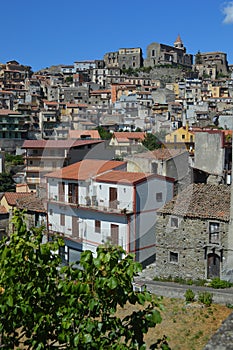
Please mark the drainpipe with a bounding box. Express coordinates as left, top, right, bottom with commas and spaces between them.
224, 138, 233, 281
127, 214, 130, 253
133, 184, 137, 260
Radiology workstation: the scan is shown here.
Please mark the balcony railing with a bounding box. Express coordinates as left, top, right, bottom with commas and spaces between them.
48, 195, 132, 214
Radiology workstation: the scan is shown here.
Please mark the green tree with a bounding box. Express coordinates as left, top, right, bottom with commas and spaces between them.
65, 76, 73, 84
5, 153, 24, 165
96, 126, 112, 140
0, 172, 15, 192
0, 210, 168, 349
195, 50, 202, 65
142, 133, 162, 151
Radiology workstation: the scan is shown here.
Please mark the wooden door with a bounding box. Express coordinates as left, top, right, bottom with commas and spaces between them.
72, 216, 79, 239
207, 253, 220, 278
111, 224, 119, 246
109, 187, 117, 209
58, 181, 65, 201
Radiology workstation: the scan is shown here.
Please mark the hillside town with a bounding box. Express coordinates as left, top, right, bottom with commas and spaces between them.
1, 34, 233, 282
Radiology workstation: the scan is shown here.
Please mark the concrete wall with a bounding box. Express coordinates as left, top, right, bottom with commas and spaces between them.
194, 132, 225, 176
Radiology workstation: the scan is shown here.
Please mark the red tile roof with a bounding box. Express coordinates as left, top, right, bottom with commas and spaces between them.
16, 194, 46, 213
43, 101, 59, 106
95, 170, 155, 185
22, 139, 103, 149
175, 34, 183, 44
0, 109, 20, 115
113, 132, 145, 142
132, 148, 187, 160
0, 205, 8, 214
66, 103, 79, 108
45, 159, 127, 181
0, 90, 14, 95
68, 130, 100, 139
158, 184, 230, 221
4, 192, 33, 207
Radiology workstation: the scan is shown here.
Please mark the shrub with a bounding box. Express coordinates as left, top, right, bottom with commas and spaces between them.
184, 289, 195, 303
198, 292, 213, 306
209, 278, 233, 289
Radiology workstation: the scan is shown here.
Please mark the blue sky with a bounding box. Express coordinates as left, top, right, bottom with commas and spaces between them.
1, 0, 233, 72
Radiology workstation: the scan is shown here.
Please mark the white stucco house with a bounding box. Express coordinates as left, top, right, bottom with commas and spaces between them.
45, 159, 174, 267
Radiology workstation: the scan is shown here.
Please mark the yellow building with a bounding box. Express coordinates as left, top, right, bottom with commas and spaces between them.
0, 192, 33, 212
164, 124, 195, 154
210, 85, 229, 98
165, 124, 195, 143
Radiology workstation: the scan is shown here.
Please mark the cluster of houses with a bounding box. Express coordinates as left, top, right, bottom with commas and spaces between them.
1, 35, 233, 281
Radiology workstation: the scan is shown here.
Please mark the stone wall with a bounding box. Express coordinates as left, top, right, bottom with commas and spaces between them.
155, 214, 229, 280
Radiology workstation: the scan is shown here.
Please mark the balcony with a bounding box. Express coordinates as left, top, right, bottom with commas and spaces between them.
80, 197, 132, 214
48, 195, 132, 214
26, 177, 40, 184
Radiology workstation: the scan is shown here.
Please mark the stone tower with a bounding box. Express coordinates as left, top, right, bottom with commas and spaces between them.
174, 34, 184, 50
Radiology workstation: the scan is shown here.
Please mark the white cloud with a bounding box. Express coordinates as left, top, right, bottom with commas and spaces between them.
222, 1, 233, 24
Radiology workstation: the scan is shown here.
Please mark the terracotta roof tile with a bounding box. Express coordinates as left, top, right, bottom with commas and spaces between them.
45, 159, 127, 181
68, 130, 100, 139
0, 205, 8, 214
43, 101, 59, 106
174, 34, 183, 44
4, 192, 33, 207
16, 194, 46, 213
0, 109, 20, 115
132, 148, 187, 160
66, 103, 79, 108
113, 132, 145, 141
158, 184, 230, 221
95, 170, 155, 185
22, 139, 103, 149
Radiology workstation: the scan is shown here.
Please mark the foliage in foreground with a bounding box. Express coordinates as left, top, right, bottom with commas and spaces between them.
0, 210, 168, 349
184, 289, 195, 303
154, 275, 233, 289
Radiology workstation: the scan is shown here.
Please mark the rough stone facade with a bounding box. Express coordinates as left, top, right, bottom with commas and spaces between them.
155, 214, 229, 280
118, 48, 143, 69
194, 51, 229, 78
104, 48, 143, 70
144, 42, 193, 68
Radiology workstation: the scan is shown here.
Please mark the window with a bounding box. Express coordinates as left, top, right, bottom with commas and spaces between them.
59, 181, 65, 201
209, 222, 220, 244
170, 251, 178, 263
156, 192, 163, 202
151, 162, 158, 173
182, 134, 185, 139
111, 224, 119, 245
171, 217, 179, 228
60, 214, 65, 226
95, 220, 101, 233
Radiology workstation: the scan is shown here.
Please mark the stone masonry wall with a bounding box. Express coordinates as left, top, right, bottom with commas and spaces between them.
155, 214, 229, 280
